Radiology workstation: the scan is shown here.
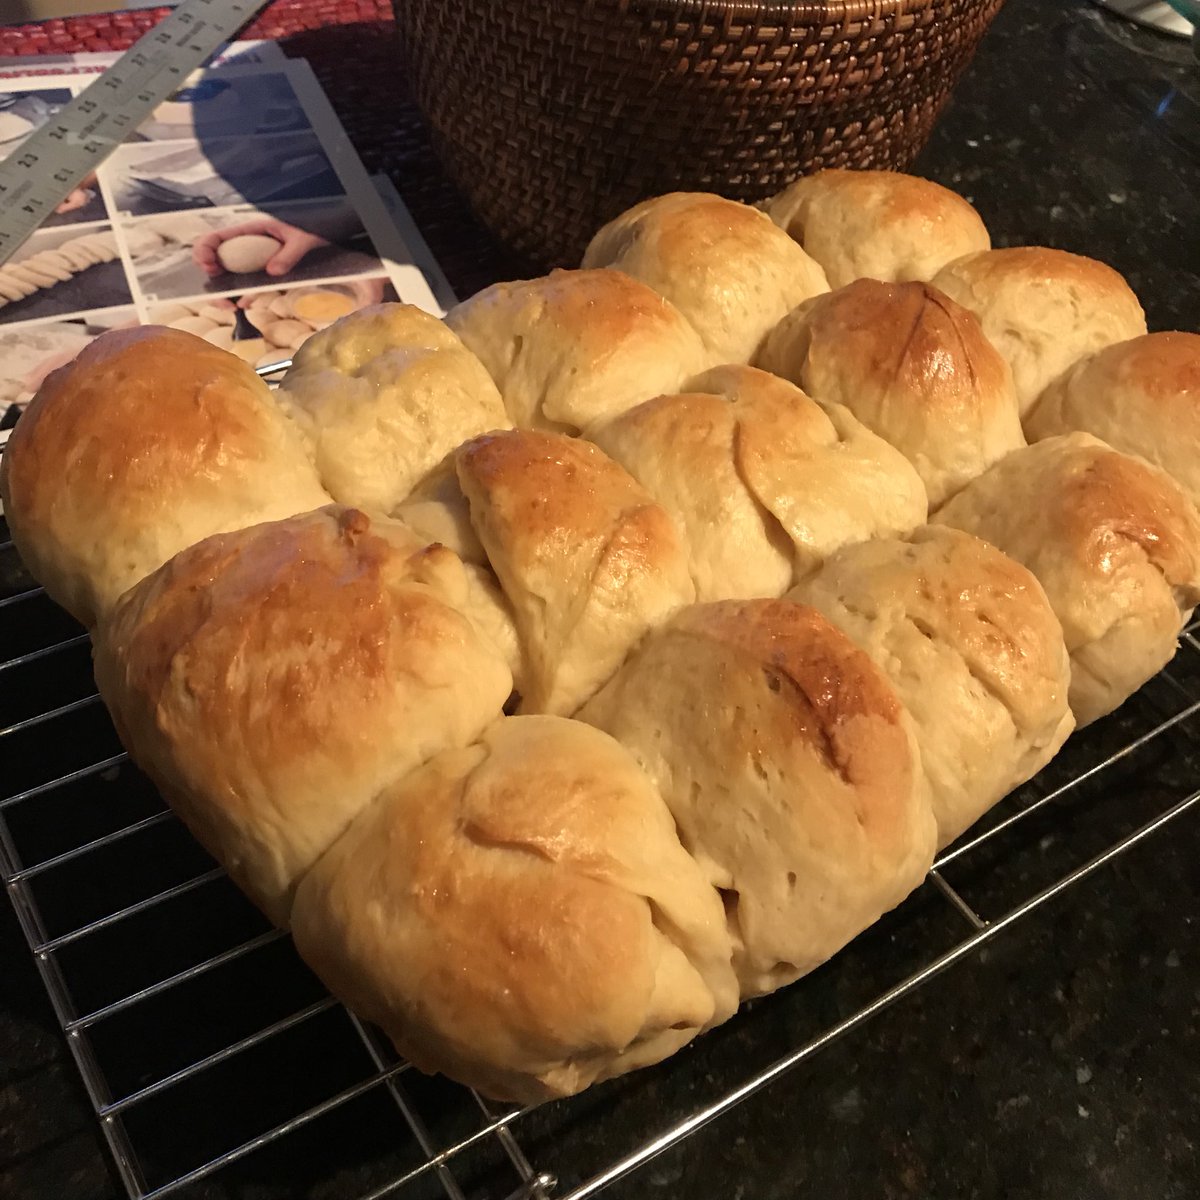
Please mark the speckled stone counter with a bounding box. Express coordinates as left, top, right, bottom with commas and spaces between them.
2, 2, 1198, 1198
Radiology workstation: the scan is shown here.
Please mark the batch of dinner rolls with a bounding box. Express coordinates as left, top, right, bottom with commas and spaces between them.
4, 169, 1199, 1105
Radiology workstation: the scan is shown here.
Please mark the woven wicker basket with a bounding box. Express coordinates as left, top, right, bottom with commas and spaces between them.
392, 0, 1005, 270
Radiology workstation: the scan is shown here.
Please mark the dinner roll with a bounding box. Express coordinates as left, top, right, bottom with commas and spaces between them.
277, 303, 509, 513
581, 192, 829, 365
580, 599, 936, 998
931, 248, 1147, 414
790, 527, 1074, 848
1025, 332, 1200, 509
92, 507, 514, 927
764, 169, 991, 289
389, 464, 528, 695
590, 365, 927, 600
292, 715, 739, 1104
0, 327, 329, 627
445, 269, 706, 432
934, 434, 1200, 725
757, 280, 1024, 507
455, 430, 694, 715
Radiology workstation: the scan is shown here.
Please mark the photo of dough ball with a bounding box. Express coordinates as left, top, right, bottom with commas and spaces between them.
217, 234, 282, 274
0, 224, 132, 325
147, 278, 398, 376
120, 198, 385, 300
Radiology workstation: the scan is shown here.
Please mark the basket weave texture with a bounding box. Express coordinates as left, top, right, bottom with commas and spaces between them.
393, 0, 1005, 269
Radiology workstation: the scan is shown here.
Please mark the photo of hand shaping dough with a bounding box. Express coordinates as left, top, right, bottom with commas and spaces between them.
0, 224, 133, 325
108, 133, 343, 217
123, 200, 384, 299
0, 309, 138, 449
0, 91, 108, 227
148, 277, 395, 372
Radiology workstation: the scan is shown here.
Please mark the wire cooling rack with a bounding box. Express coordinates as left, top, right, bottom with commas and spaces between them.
2, 504, 1200, 1200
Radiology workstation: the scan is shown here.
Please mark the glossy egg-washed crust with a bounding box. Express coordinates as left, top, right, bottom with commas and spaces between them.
5, 169, 1196, 1105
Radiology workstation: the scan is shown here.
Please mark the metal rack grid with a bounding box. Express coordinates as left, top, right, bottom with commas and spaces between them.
2, 511, 1199, 1200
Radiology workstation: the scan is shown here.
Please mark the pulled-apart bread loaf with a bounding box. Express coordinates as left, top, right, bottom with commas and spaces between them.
935, 434, 1200, 725
276, 303, 510, 513
757, 279, 1024, 508
580, 599, 936, 998
444, 268, 707, 432
5, 167, 1195, 1108
931, 247, 1147, 414
0, 327, 330, 627
92, 507, 514, 927
590, 365, 927, 599
1024, 332, 1200, 509
292, 715, 739, 1104
581, 192, 829, 365
763, 168, 991, 289
789, 526, 1074, 848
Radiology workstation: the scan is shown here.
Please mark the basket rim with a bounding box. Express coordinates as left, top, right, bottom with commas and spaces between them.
606, 0, 937, 19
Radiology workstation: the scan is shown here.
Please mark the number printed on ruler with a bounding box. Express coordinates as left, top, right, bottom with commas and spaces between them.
0, 0, 270, 264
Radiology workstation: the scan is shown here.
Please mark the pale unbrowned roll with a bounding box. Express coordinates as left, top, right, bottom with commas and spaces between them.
1025, 332, 1200, 509
277, 304, 510, 513
934, 434, 1200, 726
589, 365, 928, 600
92, 507, 514, 927
444, 268, 707, 432
789, 527, 1074, 848
757, 280, 1024, 508
764, 169, 991, 290
931, 248, 1147, 414
455, 430, 695, 714
292, 715, 739, 1105
581, 192, 829, 366
579, 599, 937, 998
0, 327, 330, 627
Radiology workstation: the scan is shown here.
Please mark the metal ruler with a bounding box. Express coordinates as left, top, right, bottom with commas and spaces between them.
0, 0, 270, 265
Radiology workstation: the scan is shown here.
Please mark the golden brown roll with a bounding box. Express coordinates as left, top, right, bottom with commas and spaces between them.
790, 527, 1074, 848
581, 192, 829, 366
0, 327, 330, 627
1024, 332, 1200, 508
445, 268, 707, 432
931, 248, 1147, 414
390, 464, 529, 688
757, 280, 1025, 508
291, 715, 739, 1105
92, 507, 514, 927
455, 430, 695, 714
934, 434, 1200, 725
590, 365, 928, 600
764, 168, 991, 289
579, 599, 936, 998
277, 303, 510, 512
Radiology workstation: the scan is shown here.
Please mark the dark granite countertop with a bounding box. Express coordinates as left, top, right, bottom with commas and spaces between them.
2, 2, 1198, 1199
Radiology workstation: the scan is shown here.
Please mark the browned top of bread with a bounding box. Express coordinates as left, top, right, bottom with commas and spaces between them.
93, 506, 513, 926
0, 327, 330, 625
580, 598, 935, 996
757, 279, 1023, 507
764, 168, 990, 289
582, 191, 829, 365
931, 247, 1147, 413
455, 430, 694, 714
445, 268, 706, 431
1025, 332, 1200, 508
291, 715, 738, 1104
